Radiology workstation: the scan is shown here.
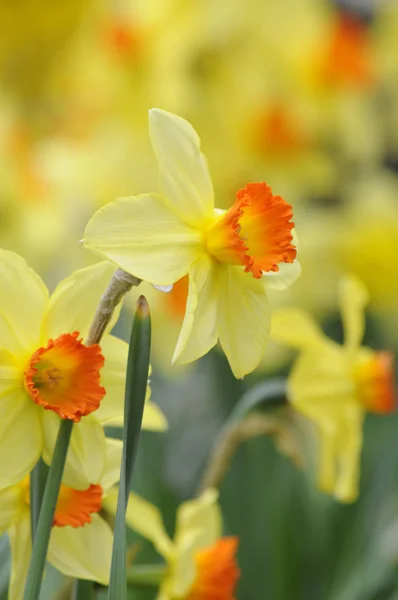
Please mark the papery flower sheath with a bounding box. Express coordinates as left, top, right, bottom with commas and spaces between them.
0, 439, 123, 599
104, 488, 239, 600
271, 276, 395, 502
0, 249, 166, 490
84, 109, 300, 378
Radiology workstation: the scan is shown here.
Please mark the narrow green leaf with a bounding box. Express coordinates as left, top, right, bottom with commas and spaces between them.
29, 459, 49, 541
227, 378, 287, 426
72, 579, 95, 600
108, 296, 151, 600
126, 564, 167, 587
23, 419, 74, 600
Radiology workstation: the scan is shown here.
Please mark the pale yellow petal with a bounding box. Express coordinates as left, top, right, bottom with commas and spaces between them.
271, 308, 325, 349
334, 405, 364, 503
262, 259, 301, 291
101, 438, 123, 493
0, 391, 41, 489
173, 254, 218, 365
40, 412, 106, 490
149, 109, 214, 227
172, 489, 221, 596
0, 485, 24, 533
338, 276, 369, 352
94, 335, 128, 424
289, 345, 356, 416
0, 249, 48, 355
104, 489, 174, 560
84, 194, 202, 285
0, 350, 21, 398
43, 262, 120, 341
217, 266, 271, 378
8, 512, 31, 600
48, 514, 112, 585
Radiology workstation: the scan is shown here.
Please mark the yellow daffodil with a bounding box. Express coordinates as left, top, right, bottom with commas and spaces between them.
271, 276, 395, 502
84, 109, 301, 377
0, 438, 123, 600
104, 488, 239, 600
0, 249, 166, 490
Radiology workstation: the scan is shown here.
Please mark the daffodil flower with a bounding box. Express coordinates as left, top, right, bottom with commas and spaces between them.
104, 488, 239, 600
271, 276, 395, 502
0, 249, 166, 490
84, 109, 301, 378
0, 438, 123, 600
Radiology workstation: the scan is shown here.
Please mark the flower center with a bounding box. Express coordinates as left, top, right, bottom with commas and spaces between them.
186, 537, 239, 600
162, 275, 189, 320
206, 182, 296, 278
54, 483, 103, 528
24, 331, 105, 422
355, 351, 395, 414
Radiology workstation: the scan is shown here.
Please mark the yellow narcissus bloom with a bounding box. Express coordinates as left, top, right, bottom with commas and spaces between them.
0, 438, 123, 600
0, 249, 166, 490
271, 276, 395, 502
84, 109, 301, 378
104, 488, 239, 600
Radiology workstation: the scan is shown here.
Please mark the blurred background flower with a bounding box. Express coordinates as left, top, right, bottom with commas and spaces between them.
0, 0, 398, 598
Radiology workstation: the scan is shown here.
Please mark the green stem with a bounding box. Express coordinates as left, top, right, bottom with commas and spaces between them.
126, 564, 167, 587
108, 296, 151, 600
29, 459, 49, 541
72, 579, 95, 600
23, 419, 73, 600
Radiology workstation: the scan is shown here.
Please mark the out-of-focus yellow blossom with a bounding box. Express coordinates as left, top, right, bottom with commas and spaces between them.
271, 276, 395, 502
0, 250, 166, 490
104, 488, 239, 600
0, 438, 123, 599
84, 109, 301, 378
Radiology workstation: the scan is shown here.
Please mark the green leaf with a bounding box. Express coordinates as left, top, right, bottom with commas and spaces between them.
72, 579, 95, 600
29, 459, 49, 541
108, 296, 152, 600
23, 419, 74, 600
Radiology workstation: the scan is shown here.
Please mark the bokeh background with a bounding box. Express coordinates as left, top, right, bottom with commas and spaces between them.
1, 0, 398, 598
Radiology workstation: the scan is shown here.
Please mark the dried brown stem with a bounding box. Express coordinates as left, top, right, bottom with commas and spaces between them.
86, 268, 141, 345
198, 412, 304, 494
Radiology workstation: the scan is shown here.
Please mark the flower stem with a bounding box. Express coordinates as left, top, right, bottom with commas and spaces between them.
24, 269, 140, 600
126, 564, 167, 587
23, 419, 73, 600
72, 579, 95, 600
108, 296, 151, 600
29, 459, 49, 541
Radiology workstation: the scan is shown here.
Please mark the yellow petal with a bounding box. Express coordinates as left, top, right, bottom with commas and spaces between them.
0, 391, 41, 489
84, 194, 202, 285
43, 262, 120, 341
40, 412, 106, 490
0, 350, 21, 398
48, 514, 113, 585
94, 335, 128, 424
262, 259, 302, 291
8, 512, 31, 600
334, 404, 364, 502
338, 276, 369, 352
149, 109, 214, 227
290, 345, 356, 414
172, 489, 221, 596
101, 438, 123, 493
104, 489, 174, 560
173, 255, 218, 365
217, 266, 271, 378
142, 400, 168, 431
0, 485, 24, 533
271, 308, 325, 349
0, 249, 48, 355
